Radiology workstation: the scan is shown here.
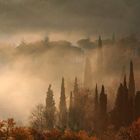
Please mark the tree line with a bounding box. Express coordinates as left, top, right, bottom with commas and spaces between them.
30, 61, 140, 136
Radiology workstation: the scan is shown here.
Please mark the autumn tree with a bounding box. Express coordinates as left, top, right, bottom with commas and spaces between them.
117, 118, 140, 140
30, 104, 46, 131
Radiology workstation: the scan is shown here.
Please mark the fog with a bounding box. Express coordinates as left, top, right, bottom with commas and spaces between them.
0, 36, 139, 125
0, 40, 85, 124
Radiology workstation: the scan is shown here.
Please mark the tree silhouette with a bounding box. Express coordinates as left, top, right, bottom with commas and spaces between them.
129, 60, 135, 100
45, 84, 56, 130
30, 104, 46, 131
94, 84, 99, 133
128, 60, 135, 124
59, 77, 67, 130
94, 84, 99, 113
134, 91, 140, 120
99, 85, 107, 133
68, 91, 74, 130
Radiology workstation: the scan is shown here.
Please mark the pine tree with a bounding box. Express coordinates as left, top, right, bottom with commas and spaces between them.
45, 84, 56, 130
59, 77, 67, 130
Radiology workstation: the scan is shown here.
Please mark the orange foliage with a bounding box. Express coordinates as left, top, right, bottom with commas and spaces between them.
43, 129, 62, 140
129, 118, 140, 139
32, 129, 97, 140
118, 118, 140, 140
0, 118, 98, 140
78, 131, 97, 140
12, 127, 33, 140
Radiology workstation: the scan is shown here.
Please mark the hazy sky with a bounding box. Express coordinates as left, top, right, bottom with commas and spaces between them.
0, 0, 140, 43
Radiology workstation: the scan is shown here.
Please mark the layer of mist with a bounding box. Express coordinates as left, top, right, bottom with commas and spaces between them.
0, 35, 139, 125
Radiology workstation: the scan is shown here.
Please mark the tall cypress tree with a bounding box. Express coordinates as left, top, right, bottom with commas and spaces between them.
59, 77, 67, 130
72, 77, 80, 130
99, 85, 107, 115
94, 84, 99, 111
94, 84, 99, 133
73, 77, 79, 106
97, 36, 104, 82
129, 60, 135, 100
128, 60, 135, 123
114, 83, 126, 128
122, 75, 129, 126
68, 91, 74, 130
112, 75, 130, 128
134, 91, 140, 120
99, 85, 107, 133
98, 35, 102, 48
45, 84, 56, 130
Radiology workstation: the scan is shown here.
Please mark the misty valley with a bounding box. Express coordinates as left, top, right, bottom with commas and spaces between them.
0, 35, 139, 140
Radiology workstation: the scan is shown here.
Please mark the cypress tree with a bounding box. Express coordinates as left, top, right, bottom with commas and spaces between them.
97, 36, 104, 82
68, 91, 74, 130
99, 85, 107, 133
134, 91, 140, 120
94, 84, 99, 133
94, 84, 99, 111
73, 77, 80, 130
99, 85, 107, 115
114, 83, 127, 128
45, 84, 56, 130
98, 35, 102, 48
128, 60, 135, 123
129, 60, 135, 100
112, 76, 129, 128
122, 75, 129, 126
73, 77, 78, 99
59, 77, 67, 130
73, 77, 79, 106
